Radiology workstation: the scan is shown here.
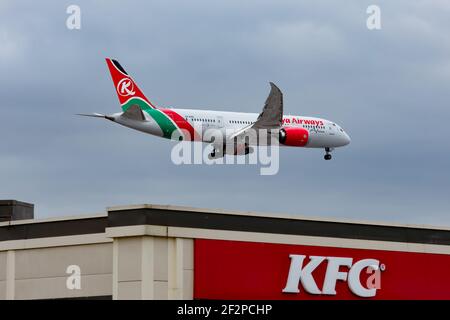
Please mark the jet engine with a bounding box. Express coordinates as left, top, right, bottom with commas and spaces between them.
279, 127, 309, 147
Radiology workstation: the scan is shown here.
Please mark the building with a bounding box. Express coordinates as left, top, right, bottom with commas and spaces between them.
0, 200, 449, 300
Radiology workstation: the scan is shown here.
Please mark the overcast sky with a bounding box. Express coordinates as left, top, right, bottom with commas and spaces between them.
1, 0, 450, 226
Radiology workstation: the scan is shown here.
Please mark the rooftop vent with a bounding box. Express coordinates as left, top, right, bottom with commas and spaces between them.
0, 200, 34, 222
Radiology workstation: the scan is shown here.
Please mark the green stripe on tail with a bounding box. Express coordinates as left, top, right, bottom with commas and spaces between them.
122, 98, 178, 139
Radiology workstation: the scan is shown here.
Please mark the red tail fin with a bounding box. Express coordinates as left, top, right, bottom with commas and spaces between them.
105, 58, 155, 108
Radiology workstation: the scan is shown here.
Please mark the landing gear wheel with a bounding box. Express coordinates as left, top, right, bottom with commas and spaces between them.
324, 147, 333, 160
208, 148, 217, 160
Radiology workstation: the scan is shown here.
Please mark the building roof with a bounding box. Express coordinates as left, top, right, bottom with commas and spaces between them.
1, 203, 449, 245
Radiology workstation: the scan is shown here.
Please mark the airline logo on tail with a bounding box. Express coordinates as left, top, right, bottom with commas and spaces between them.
104, 58, 200, 141
105, 58, 153, 107
117, 78, 135, 97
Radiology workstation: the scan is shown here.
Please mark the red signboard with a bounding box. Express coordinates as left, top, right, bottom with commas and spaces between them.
194, 239, 450, 300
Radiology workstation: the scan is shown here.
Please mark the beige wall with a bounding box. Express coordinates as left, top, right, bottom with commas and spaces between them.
115, 236, 161, 299
0, 235, 114, 300
15, 243, 112, 280
14, 243, 113, 299
0, 252, 6, 281
0, 231, 194, 300
0, 281, 5, 300
113, 236, 193, 300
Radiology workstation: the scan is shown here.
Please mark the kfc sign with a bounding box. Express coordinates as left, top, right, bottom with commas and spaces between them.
282, 255, 382, 297
194, 239, 450, 300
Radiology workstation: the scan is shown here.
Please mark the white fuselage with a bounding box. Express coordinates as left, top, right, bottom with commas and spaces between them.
111, 108, 351, 149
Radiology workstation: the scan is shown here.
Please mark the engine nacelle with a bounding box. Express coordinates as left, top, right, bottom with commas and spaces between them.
279, 127, 309, 147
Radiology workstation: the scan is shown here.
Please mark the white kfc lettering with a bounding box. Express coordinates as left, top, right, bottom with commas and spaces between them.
282, 255, 325, 294
348, 258, 380, 297
282, 254, 381, 297
322, 257, 353, 295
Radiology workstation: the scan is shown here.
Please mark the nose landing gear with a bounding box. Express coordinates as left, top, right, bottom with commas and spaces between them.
324, 147, 333, 160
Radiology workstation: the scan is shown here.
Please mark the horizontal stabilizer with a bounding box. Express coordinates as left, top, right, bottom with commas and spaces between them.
76, 113, 114, 121
121, 105, 146, 121
76, 113, 107, 118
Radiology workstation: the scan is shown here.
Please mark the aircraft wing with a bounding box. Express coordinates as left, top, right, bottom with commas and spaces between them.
228, 82, 283, 143
253, 82, 283, 130
206, 82, 284, 158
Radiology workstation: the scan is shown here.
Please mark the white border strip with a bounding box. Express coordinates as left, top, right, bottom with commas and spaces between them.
168, 226, 450, 256
0, 233, 112, 251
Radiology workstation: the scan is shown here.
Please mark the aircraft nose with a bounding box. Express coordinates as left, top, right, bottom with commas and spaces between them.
343, 132, 351, 145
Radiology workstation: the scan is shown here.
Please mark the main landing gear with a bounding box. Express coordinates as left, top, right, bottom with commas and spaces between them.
208, 147, 224, 160
209, 148, 219, 160
324, 147, 333, 160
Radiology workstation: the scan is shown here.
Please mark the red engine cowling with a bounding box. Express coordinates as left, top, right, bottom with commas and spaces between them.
279, 127, 309, 147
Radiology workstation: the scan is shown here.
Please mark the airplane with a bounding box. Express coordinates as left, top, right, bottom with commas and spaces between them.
79, 58, 350, 160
